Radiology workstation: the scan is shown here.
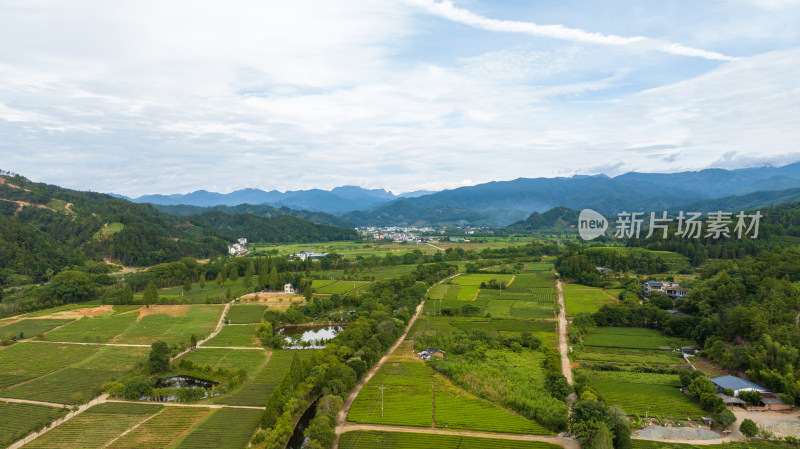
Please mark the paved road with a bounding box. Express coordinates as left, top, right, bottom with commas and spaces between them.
337, 423, 580, 449
333, 274, 458, 449
556, 280, 573, 385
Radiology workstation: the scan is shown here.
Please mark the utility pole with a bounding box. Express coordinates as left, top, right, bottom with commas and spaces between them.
378, 385, 386, 418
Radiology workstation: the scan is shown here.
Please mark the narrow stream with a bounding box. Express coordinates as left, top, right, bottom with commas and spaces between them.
286, 399, 318, 449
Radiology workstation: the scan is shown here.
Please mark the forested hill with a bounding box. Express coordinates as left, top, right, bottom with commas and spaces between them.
154, 203, 354, 228
0, 172, 356, 287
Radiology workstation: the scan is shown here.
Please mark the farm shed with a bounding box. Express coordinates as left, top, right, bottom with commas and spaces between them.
711, 375, 767, 397
681, 345, 700, 357
717, 393, 746, 409
418, 348, 445, 361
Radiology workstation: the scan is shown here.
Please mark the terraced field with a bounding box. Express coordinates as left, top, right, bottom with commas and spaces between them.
339, 431, 562, 449
21, 402, 163, 449
0, 401, 67, 448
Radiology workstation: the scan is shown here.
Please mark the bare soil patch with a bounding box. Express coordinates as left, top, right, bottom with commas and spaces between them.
34, 305, 114, 320
135, 305, 190, 320
237, 293, 305, 310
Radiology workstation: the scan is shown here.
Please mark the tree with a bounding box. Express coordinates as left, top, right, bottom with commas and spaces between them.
50, 270, 93, 302
574, 420, 614, 449
199, 274, 206, 290
740, 418, 758, 437
739, 390, 762, 406
142, 281, 159, 306
183, 277, 192, 294
268, 264, 280, 291
243, 271, 253, 292
229, 265, 239, 282
216, 269, 226, 286
146, 341, 171, 374
715, 408, 736, 429
688, 375, 716, 400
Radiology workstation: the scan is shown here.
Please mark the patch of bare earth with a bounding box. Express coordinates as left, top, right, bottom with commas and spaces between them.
690, 356, 729, 377
237, 293, 305, 310
135, 305, 190, 321
33, 305, 114, 320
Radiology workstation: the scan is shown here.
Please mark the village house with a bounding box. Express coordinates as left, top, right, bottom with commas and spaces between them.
643, 280, 690, 299
711, 375, 792, 411
291, 250, 328, 261
284, 283, 295, 294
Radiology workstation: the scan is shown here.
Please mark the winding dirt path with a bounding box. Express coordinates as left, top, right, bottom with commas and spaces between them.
171, 301, 232, 360
337, 423, 580, 449
333, 274, 459, 448
5, 394, 109, 449
556, 280, 573, 385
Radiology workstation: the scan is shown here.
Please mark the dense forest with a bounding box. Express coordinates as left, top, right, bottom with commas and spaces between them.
0, 172, 357, 287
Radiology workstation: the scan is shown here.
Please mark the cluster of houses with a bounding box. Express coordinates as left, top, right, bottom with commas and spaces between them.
642, 280, 690, 299
228, 238, 249, 256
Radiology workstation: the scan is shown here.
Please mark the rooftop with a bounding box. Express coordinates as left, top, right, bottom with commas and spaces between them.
711, 375, 768, 392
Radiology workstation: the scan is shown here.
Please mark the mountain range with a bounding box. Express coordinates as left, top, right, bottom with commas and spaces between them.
119, 163, 800, 227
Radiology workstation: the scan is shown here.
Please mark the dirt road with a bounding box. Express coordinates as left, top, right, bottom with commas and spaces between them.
337, 423, 580, 449
556, 280, 573, 385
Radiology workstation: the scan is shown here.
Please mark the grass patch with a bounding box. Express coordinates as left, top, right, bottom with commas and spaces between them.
179, 348, 267, 376
583, 327, 689, 350
575, 347, 686, 367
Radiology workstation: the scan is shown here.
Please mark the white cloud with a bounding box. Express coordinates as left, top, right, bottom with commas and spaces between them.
404, 0, 736, 61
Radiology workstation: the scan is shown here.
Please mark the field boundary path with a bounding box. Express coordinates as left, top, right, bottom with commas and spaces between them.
172, 301, 232, 361
333, 273, 459, 448
6, 394, 108, 449
556, 280, 573, 385
106, 399, 266, 410
26, 340, 150, 348
426, 242, 444, 251
337, 423, 580, 449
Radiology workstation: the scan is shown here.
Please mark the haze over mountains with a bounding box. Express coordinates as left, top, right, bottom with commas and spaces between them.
118, 163, 800, 227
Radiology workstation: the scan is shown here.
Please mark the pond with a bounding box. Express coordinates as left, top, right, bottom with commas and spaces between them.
142, 375, 220, 402
277, 325, 345, 349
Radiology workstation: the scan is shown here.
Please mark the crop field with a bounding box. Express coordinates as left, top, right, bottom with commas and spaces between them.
349, 355, 434, 427
226, 304, 267, 324
589, 378, 705, 420
316, 280, 371, 295
434, 383, 549, 434
451, 319, 555, 334
21, 402, 163, 449
563, 284, 617, 315
453, 273, 514, 287
106, 407, 211, 449
172, 407, 262, 449
180, 348, 268, 376
508, 272, 555, 289
408, 317, 461, 339
525, 262, 555, 271
349, 345, 546, 433
0, 342, 100, 388
214, 349, 314, 407
0, 401, 67, 448
575, 347, 686, 367
583, 327, 689, 350
201, 324, 259, 347
0, 318, 73, 339
3, 346, 148, 404
23, 304, 98, 318
114, 305, 224, 345
339, 431, 561, 449
41, 311, 139, 343
428, 283, 460, 301
580, 369, 681, 386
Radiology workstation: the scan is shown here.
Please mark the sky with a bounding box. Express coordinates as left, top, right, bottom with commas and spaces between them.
1, 0, 800, 197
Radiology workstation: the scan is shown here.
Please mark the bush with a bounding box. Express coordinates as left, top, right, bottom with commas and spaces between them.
740, 418, 758, 437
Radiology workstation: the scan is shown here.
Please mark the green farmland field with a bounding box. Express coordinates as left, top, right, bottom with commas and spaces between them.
106, 407, 210, 449
451, 319, 555, 334
41, 312, 139, 343
201, 324, 259, 347
21, 402, 163, 449
226, 304, 267, 324
576, 347, 686, 367
179, 348, 268, 376
173, 407, 262, 449
316, 280, 370, 294
0, 342, 101, 388
583, 327, 689, 350
589, 378, 705, 420
214, 349, 314, 407
631, 441, 784, 449
0, 401, 67, 448
0, 318, 73, 340
3, 346, 148, 404
563, 284, 617, 315
340, 431, 561, 449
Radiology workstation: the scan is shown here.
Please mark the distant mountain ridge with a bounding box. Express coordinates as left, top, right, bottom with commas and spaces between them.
116, 162, 800, 227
